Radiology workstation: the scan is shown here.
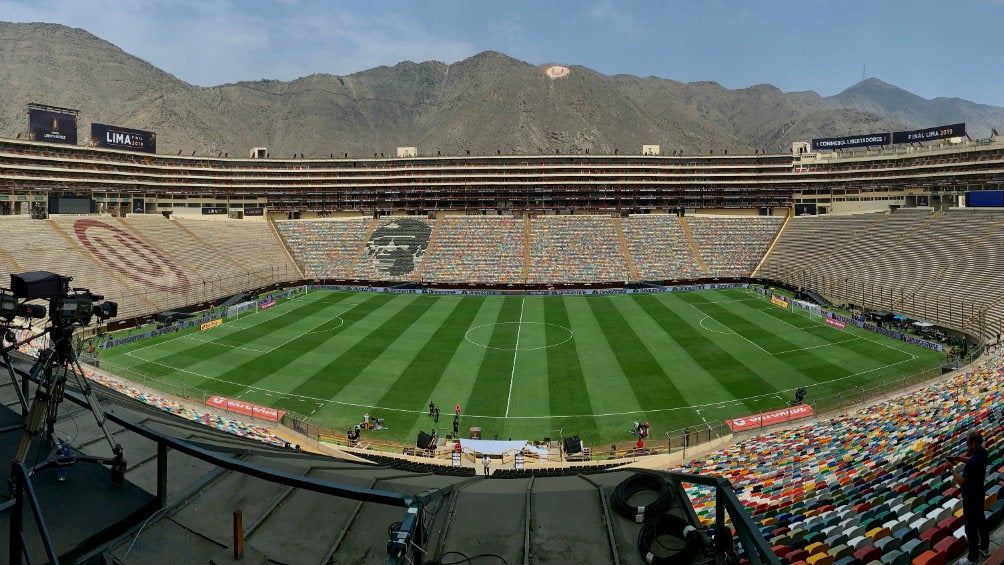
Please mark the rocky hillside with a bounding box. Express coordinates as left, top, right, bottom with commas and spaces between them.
1, 22, 999, 158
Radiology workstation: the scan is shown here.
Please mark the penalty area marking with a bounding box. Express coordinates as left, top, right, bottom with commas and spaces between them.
698, 315, 734, 335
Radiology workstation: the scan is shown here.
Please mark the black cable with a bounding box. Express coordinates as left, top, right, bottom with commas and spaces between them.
610, 473, 676, 523
435, 551, 507, 564
637, 513, 700, 565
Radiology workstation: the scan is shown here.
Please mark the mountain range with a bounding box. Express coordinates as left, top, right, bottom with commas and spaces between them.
1, 22, 1001, 158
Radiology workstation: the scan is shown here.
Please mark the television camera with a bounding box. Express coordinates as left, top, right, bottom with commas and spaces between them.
1, 271, 125, 491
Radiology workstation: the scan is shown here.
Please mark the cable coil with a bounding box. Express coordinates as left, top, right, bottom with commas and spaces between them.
610, 473, 676, 523
637, 513, 701, 565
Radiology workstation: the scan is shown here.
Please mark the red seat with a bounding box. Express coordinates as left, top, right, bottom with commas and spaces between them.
932, 536, 966, 560
786, 549, 810, 563
919, 526, 948, 546
853, 546, 882, 563
936, 515, 962, 533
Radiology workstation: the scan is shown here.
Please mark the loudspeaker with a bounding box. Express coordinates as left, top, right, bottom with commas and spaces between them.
563, 435, 581, 454
417, 431, 433, 449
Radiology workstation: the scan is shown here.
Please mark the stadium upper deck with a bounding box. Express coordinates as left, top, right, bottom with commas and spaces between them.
1, 136, 1002, 215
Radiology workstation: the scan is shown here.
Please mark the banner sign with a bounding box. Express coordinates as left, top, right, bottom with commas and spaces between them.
244, 207, 264, 216
259, 298, 277, 310
416, 282, 749, 297
200, 318, 222, 331
91, 123, 157, 153
206, 395, 286, 422
727, 404, 815, 431
29, 108, 77, 144
102, 312, 223, 349
892, 123, 965, 144
771, 295, 789, 308
752, 287, 942, 352
202, 207, 228, 215
132, 198, 145, 213
825, 317, 846, 330
966, 191, 1004, 208
811, 132, 890, 151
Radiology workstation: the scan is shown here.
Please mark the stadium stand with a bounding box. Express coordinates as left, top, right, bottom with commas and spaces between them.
621, 214, 705, 281
527, 215, 631, 284
678, 352, 1004, 563
0, 215, 299, 320
274, 217, 372, 278
347, 216, 434, 282
686, 215, 784, 278
421, 215, 526, 284
759, 208, 1004, 342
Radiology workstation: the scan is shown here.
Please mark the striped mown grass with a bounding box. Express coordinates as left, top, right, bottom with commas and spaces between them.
100, 288, 944, 446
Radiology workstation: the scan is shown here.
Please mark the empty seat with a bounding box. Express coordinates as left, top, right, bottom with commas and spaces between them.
880, 549, 910, 565
909, 549, 945, 565
852, 545, 882, 563
787, 549, 811, 563
807, 553, 835, 565
892, 526, 918, 543
806, 541, 831, 556
899, 538, 929, 560
875, 536, 902, 554
846, 536, 870, 551
931, 536, 965, 560
918, 526, 948, 547
867, 527, 891, 542
828, 544, 854, 560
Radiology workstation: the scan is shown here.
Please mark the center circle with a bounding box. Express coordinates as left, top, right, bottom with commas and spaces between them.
464, 322, 573, 351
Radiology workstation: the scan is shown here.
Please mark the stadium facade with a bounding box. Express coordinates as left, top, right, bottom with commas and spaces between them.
2, 136, 1002, 217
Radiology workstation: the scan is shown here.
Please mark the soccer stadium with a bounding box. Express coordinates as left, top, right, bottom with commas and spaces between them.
2, 115, 1004, 564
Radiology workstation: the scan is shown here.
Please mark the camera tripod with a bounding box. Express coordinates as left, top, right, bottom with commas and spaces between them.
6, 322, 126, 484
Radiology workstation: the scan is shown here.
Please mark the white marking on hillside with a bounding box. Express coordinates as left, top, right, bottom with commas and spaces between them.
545, 65, 570, 79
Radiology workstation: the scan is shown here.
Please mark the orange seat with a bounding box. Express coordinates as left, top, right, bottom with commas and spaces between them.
911, 549, 945, 565
805, 554, 834, 565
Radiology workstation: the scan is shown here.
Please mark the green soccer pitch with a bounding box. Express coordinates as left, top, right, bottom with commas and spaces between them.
99, 288, 944, 447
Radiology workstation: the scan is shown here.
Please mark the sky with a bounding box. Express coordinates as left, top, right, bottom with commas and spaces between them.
2, 0, 1002, 107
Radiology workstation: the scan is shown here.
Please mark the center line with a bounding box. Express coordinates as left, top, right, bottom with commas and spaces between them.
505, 297, 526, 417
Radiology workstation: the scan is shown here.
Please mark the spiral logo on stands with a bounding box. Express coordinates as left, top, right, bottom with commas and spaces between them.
74, 219, 190, 292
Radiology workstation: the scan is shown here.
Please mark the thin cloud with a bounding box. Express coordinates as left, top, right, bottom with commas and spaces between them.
586, 0, 644, 41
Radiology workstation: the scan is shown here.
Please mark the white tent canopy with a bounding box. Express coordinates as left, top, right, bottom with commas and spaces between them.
457, 439, 548, 457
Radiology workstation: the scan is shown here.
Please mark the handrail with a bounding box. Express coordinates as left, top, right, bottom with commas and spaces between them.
2, 357, 445, 565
